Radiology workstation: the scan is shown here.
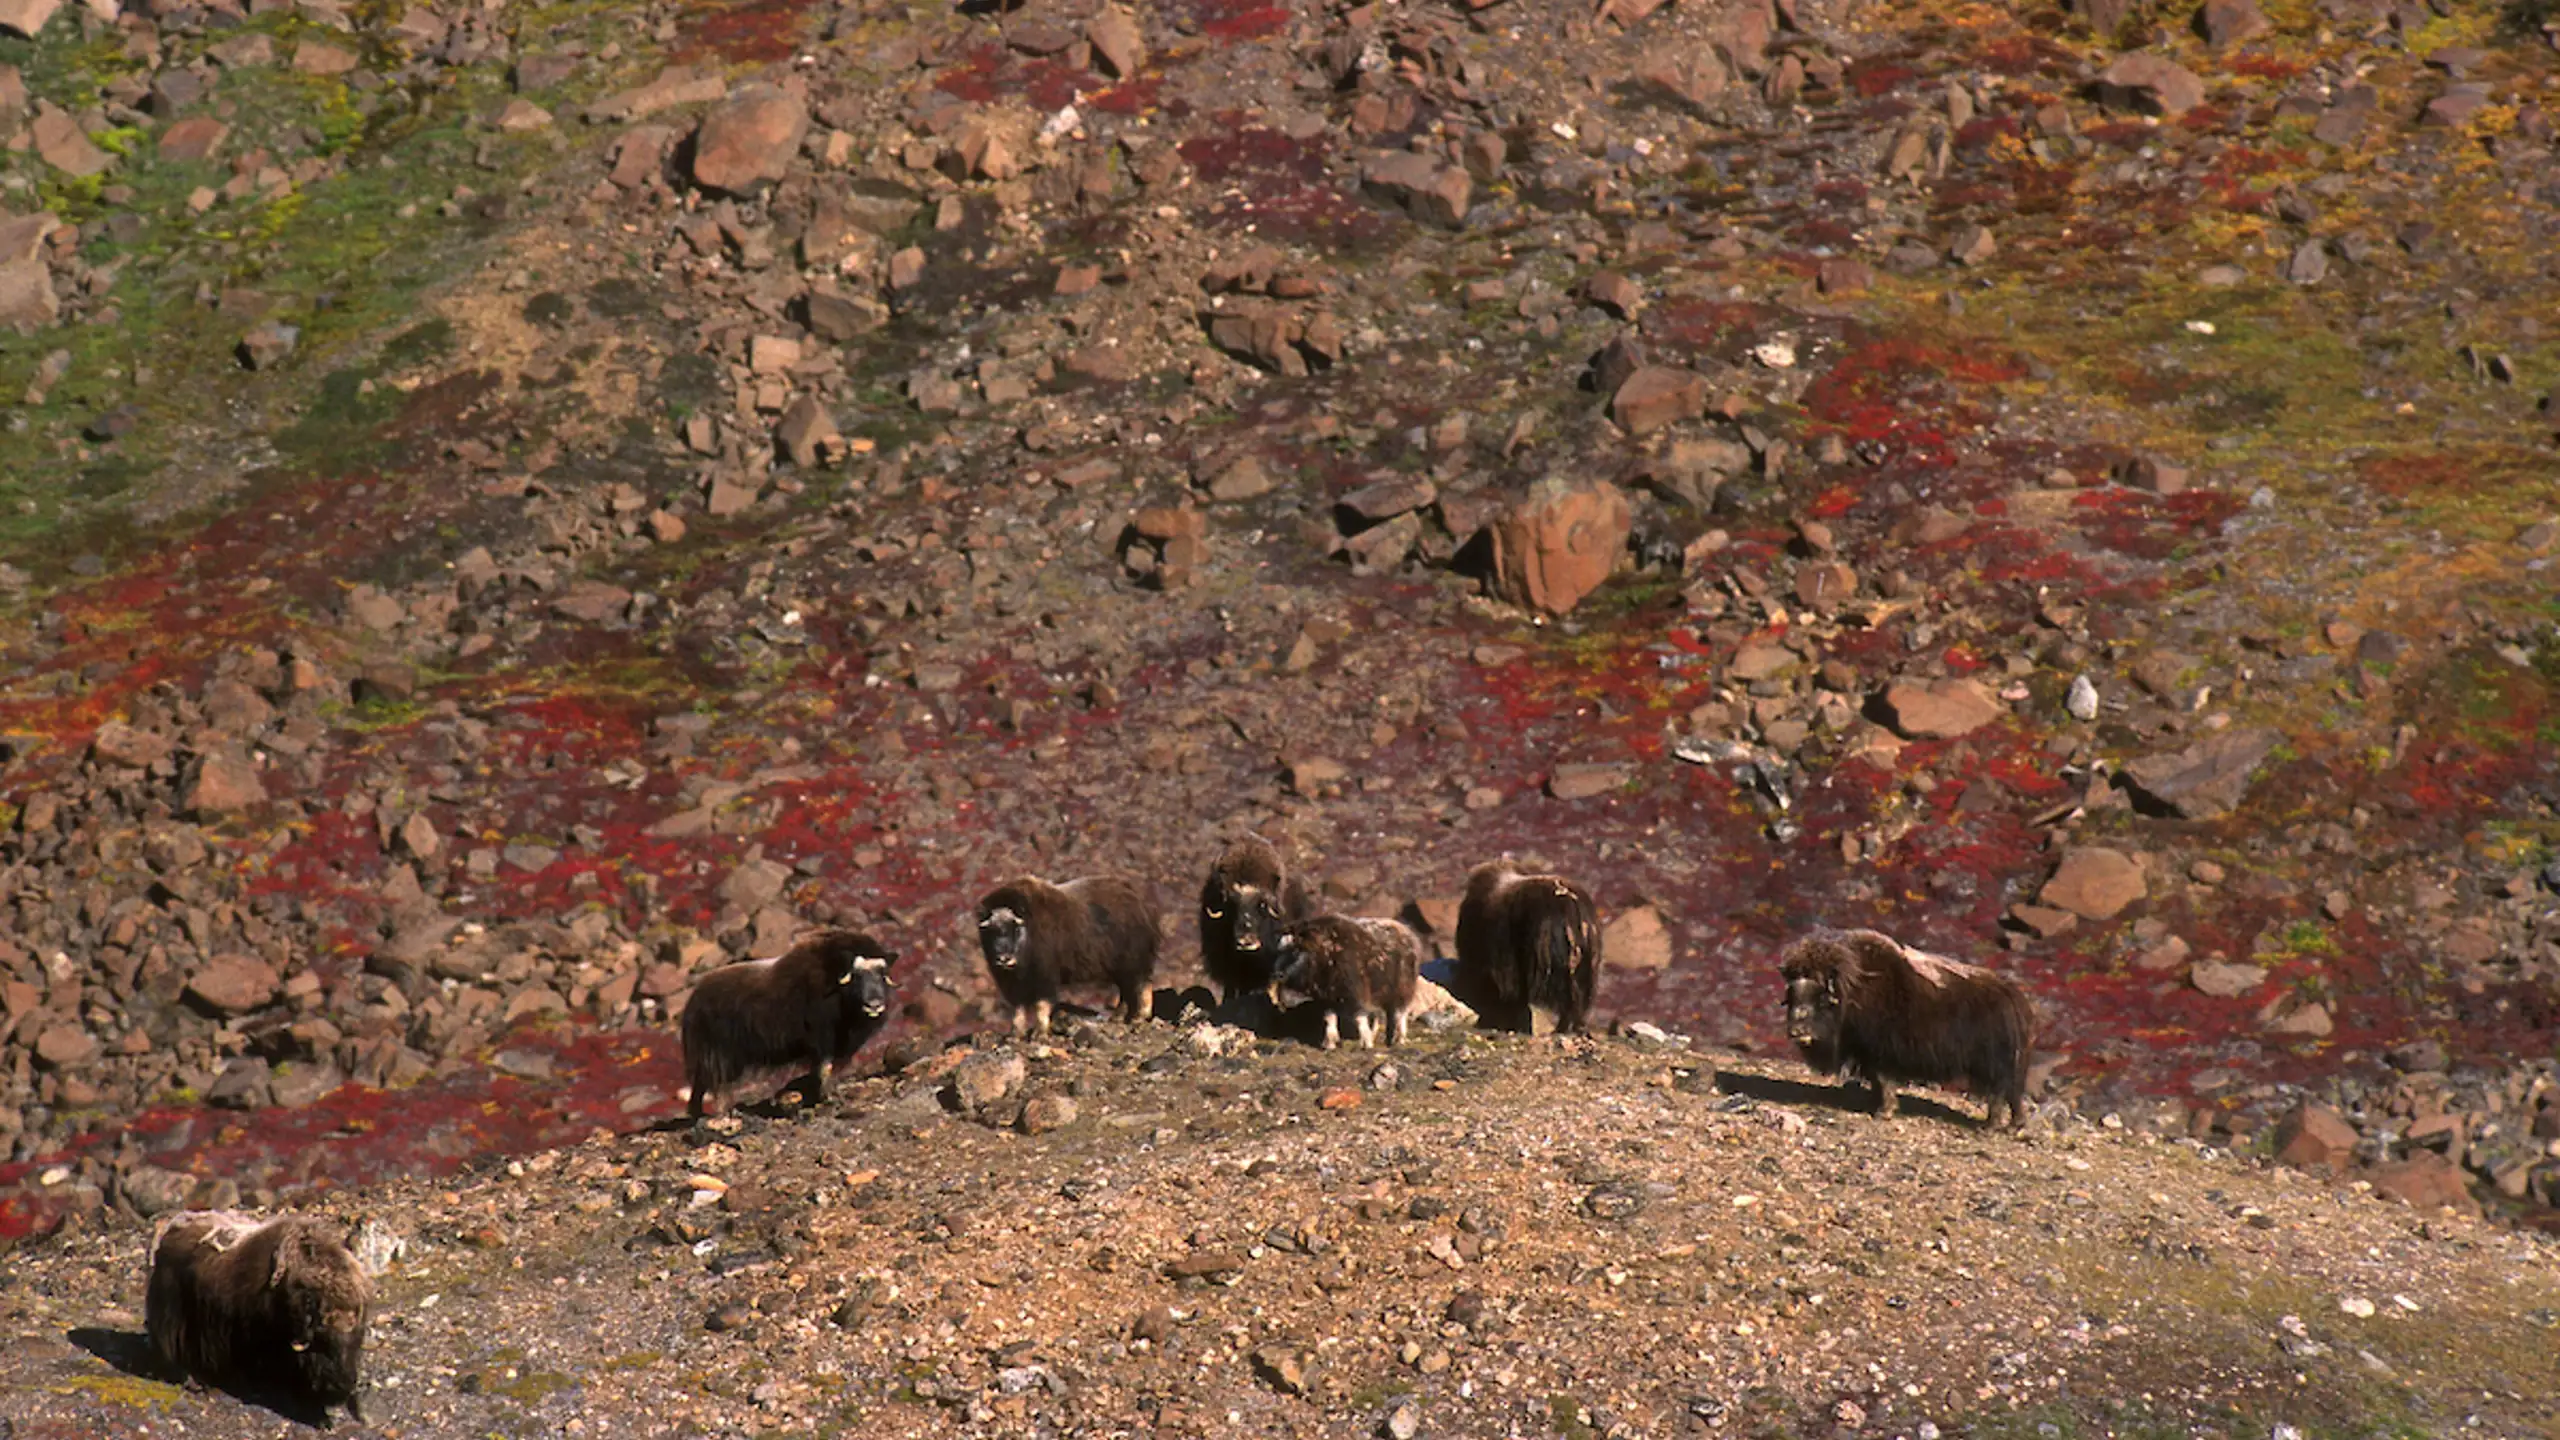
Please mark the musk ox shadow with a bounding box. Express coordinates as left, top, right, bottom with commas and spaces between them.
1708, 1068, 1981, 1129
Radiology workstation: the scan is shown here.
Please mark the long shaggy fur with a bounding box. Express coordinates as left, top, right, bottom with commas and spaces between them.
146, 1211, 370, 1422
1277, 914, 1423, 1049
682, 930, 897, 1118
976, 875, 1160, 1035
1199, 837, 1309, 1007
1779, 928, 2035, 1129
1454, 861, 1602, 1034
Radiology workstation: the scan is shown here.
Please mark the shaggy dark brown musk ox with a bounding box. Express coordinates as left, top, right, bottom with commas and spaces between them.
146, 1210, 370, 1423
1453, 860, 1602, 1034
1276, 913, 1423, 1049
1778, 928, 2035, 1130
976, 875, 1160, 1036
1199, 836, 1310, 1008
682, 930, 897, 1118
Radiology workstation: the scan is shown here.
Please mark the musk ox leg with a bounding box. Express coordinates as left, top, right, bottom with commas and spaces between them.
1354, 1012, 1378, 1049
1033, 1000, 1054, 1036
1319, 1011, 1339, 1050
1387, 1010, 1407, 1046
1874, 1078, 1898, 1118
1118, 982, 1148, 1024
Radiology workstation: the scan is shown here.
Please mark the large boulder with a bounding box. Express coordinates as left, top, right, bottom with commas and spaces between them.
1488, 477, 1632, 615
690, 84, 808, 196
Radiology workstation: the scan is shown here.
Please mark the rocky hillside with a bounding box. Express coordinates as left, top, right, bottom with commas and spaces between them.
3, 0, 2560, 1398
5, 1029, 2560, 1438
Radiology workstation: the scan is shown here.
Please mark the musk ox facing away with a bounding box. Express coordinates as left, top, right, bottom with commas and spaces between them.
976, 875, 1160, 1036
682, 930, 897, 1118
1779, 927, 2035, 1129
1454, 861, 1602, 1035
1199, 836, 1308, 1008
1276, 913, 1423, 1049
146, 1210, 370, 1422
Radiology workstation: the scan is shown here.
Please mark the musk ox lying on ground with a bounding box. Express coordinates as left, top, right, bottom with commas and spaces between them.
147, 1210, 370, 1423
1454, 860, 1602, 1034
976, 874, 1160, 1036
682, 930, 897, 1118
1199, 836, 1308, 1009
1779, 927, 2035, 1129
1276, 913, 1422, 1049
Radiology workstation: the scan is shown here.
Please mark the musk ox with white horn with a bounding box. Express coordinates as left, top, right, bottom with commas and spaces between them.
975, 874, 1160, 1036
1199, 836, 1310, 1008
1778, 927, 2035, 1129
1276, 913, 1423, 1049
1453, 860, 1602, 1035
681, 929, 897, 1118
146, 1210, 370, 1423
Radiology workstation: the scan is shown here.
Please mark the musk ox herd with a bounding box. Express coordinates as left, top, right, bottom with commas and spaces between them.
134, 843, 2041, 1424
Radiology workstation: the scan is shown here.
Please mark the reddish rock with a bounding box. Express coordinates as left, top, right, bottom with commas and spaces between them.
1584, 271, 1641, 318
1601, 905, 1672, 970
1793, 560, 1857, 610
1880, 678, 2002, 739
1815, 258, 1871, 295
691, 84, 808, 196
1547, 763, 1631, 800
31, 109, 110, 177
2038, 847, 2146, 921
1489, 477, 1633, 615
2197, 0, 2268, 46
0, 0, 61, 38
1611, 366, 1706, 437
2273, 1102, 2358, 1170
774, 395, 841, 467
34, 1023, 96, 1068
182, 746, 267, 815
2098, 54, 2206, 117
159, 116, 230, 163
90, 721, 172, 770
1362, 151, 1470, 226
2122, 726, 2279, 819
294, 40, 359, 75
1086, 7, 1144, 77
186, 953, 281, 1015
2368, 1152, 2477, 1214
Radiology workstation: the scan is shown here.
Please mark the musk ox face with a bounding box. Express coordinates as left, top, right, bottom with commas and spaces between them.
977, 906, 1026, 970
839, 952, 896, 1018
1208, 883, 1284, 957
290, 1290, 367, 1408
1785, 970, 1841, 1054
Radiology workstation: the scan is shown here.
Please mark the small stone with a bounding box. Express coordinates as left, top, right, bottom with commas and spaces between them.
947, 1050, 1027, 1111
2188, 859, 2227, 885
2367, 1152, 2475, 1213
2287, 238, 2329, 286
2273, 1101, 2358, 1170
158, 116, 230, 163
1584, 271, 1641, 318
2188, 958, 2267, 998
182, 746, 267, 815
1203, 453, 1277, 501
31, 109, 110, 177
1610, 367, 1706, 436
494, 98, 552, 133
0, 0, 64, 39
2197, 0, 2268, 47
2123, 726, 2280, 819
187, 954, 282, 1014
294, 40, 360, 75
1087, 8, 1145, 78
237, 321, 300, 370
2066, 674, 2100, 721
34, 1024, 96, 1068
1947, 223, 1997, 267
1018, 1093, 1077, 1134
1601, 905, 1672, 970
691, 84, 809, 196
2007, 904, 2079, 940
1253, 1347, 1308, 1395
1382, 1399, 1422, 1440
2038, 847, 2145, 921
2098, 54, 2206, 116
1880, 678, 2002, 739
1547, 763, 1630, 800
706, 1303, 753, 1333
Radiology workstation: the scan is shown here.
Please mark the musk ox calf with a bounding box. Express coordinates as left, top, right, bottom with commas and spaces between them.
1199, 836, 1309, 1008
976, 874, 1160, 1036
147, 1210, 370, 1423
1779, 928, 2035, 1129
1276, 913, 1423, 1049
682, 930, 897, 1118
1454, 860, 1602, 1035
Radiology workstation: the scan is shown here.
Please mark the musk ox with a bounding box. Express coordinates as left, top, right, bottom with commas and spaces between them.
1276, 913, 1423, 1049
682, 930, 897, 1118
1779, 928, 2035, 1129
976, 874, 1160, 1036
1198, 836, 1310, 1008
1454, 860, 1602, 1035
146, 1210, 370, 1422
